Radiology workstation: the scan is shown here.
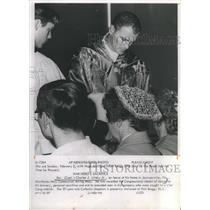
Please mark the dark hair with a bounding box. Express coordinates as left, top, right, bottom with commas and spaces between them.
35, 4, 59, 26
36, 80, 96, 133
102, 88, 147, 131
112, 11, 141, 34
156, 89, 178, 134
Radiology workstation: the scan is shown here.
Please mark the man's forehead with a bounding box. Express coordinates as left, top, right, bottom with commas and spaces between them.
115, 26, 138, 38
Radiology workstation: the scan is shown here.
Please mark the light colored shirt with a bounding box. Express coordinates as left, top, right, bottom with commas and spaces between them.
51, 137, 108, 155
113, 131, 161, 155
156, 134, 177, 155
30, 52, 65, 155
34, 51, 65, 87
103, 40, 118, 62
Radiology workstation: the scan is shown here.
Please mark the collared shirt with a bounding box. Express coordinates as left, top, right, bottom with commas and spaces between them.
103, 38, 118, 62
51, 136, 108, 155
113, 131, 161, 155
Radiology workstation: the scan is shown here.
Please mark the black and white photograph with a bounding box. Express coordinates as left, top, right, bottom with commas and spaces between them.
4, 0, 210, 209
30, 1, 180, 209
31, 2, 178, 156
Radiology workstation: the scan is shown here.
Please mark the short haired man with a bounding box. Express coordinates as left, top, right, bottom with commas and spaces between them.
31, 4, 65, 154
68, 11, 150, 147
34, 4, 64, 83
69, 11, 150, 93
102, 85, 161, 155
35, 80, 108, 155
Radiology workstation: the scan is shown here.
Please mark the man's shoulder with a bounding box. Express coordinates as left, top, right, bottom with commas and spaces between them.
76, 39, 105, 58
35, 51, 57, 66
113, 142, 160, 155
35, 51, 48, 60
34, 51, 64, 80
34, 51, 61, 72
77, 46, 98, 57
89, 141, 108, 155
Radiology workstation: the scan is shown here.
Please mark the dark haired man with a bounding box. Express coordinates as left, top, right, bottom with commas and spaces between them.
35, 4, 59, 48
69, 11, 150, 93
32, 4, 65, 154
34, 4, 64, 81
68, 11, 150, 147
35, 80, 107, 155
102, 85, 161, 155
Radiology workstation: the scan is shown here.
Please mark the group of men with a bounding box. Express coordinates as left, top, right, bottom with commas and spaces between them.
32, 4, 177, 155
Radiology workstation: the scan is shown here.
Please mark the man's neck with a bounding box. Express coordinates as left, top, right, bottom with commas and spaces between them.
103, 34, 118, 61
53, 128, 85, 148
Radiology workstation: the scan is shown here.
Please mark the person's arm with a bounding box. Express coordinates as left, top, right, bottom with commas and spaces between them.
87, 93, 109, 147
68, 47, 93, 93
134, 60, 151, 92
88, 92, 107, 122
120, 54, 151, 92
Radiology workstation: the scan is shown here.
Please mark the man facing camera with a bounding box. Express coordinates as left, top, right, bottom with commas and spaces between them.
32, 4, 65, 155
35, 80, 108, 155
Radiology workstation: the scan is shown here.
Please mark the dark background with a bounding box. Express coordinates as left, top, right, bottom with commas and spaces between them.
38, 3, 178, 94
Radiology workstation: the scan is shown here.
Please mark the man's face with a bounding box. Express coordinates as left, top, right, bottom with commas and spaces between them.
109, 25, 138, 55
35, 21, 55, 48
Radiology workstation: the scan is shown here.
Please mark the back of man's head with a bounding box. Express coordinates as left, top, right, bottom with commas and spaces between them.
156, 89, 178, 135
36, 80, 96, 133
35, 4, 59, 26
112, 11, 141, 34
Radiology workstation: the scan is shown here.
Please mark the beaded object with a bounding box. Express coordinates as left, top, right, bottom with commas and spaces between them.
114, 85, 162, 121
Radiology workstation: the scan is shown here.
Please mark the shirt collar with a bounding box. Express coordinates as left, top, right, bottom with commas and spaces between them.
51, 136, 91, 155
118, 131, 151, 149
102, 34, 119, 62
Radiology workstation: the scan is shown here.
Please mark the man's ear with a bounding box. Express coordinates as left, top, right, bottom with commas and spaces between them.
42, 112, 51, 129
35, 19, 42, 31
109, 25, 115, 35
